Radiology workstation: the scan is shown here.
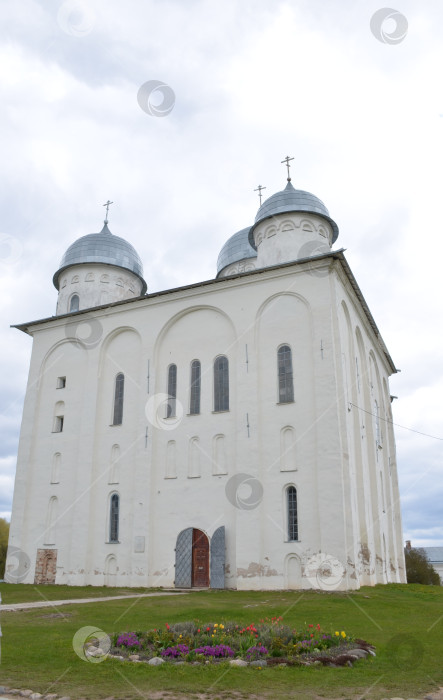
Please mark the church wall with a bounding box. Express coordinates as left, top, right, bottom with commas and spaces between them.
254, 291, 319, 588
7, 257, 404, 589
147, 306, 239, 588
7, 334, 90, 583
336, 300, 369, 584
332, 266, 406, 585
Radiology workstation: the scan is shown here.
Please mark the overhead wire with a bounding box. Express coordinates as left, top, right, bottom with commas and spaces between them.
349, 403, 443, 442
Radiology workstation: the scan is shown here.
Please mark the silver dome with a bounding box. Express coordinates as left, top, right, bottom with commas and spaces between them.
249, 181, 339, 249
53, 223, 147, 294
216, 227, 257, 277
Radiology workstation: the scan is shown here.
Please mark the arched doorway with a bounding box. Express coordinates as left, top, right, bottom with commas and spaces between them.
105, 554, 117, 586
285, 554, 302, 589
175, 527, 224, 588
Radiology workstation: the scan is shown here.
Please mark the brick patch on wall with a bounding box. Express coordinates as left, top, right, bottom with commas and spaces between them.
34, 548, 57, 584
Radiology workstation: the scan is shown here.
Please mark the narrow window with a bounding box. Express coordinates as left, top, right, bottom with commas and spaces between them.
374, 399, 381, 447
69, 294, 79, 312
44, 496, 58, 545
189, 360, 201, 415
51, 452, 61, 484
166, 364, 177, 418
109, 494, 119, 542
113, 373, 124, 425
287, 486, 298, 541
214, 356, 229, 412
278, 345, 294, 403
56, 376, 66, 389
53, 415, 64, 433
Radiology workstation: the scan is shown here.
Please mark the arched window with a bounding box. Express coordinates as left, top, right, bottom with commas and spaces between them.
278, 345, 294, 403
51, 452, 61, 484
113, 373, 124, 425
44, 496, 58, 545
69, 294, 79, 313
109, 494, 119, 542
52, 401, 65, 433
287, 486, 298, 541
109, 444, 120, 484
214, 356, 229, 412
166, 364, 177, 418
189, 360, 201, 415
188, 436, 201, 478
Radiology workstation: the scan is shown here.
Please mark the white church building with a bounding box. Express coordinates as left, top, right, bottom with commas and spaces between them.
6, 162, 406, 590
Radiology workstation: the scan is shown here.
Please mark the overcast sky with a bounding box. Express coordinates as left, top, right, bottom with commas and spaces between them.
0, 0, 442, 547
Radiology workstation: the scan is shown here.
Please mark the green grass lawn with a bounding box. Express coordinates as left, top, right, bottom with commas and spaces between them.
0, 583, 442, 699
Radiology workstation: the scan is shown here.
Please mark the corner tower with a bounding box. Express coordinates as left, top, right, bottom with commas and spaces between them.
53, 220, 147, 315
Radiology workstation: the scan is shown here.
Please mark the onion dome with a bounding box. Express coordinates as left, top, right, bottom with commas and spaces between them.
216, 227, 257, 277
53, 223, 147, 294
249, 181, 339, 249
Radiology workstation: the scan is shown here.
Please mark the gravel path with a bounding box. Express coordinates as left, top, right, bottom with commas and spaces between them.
0, 591, 188, 612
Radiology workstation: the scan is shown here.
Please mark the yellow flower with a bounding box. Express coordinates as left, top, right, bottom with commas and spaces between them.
220, 624, 224, 629
214, 623, 218, 628
335, 631, 339, 636
179, 634, 182, 638
341, 631, 346, 638
211, 634, 215, 638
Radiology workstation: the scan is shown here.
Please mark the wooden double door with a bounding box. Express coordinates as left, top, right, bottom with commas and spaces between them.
191, 528, 209, 587
174, 526, 225, 589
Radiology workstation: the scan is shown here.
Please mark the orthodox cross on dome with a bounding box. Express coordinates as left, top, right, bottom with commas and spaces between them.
281, 155, 294, 182
254, 184, 266, 205
103, 200, 114, 224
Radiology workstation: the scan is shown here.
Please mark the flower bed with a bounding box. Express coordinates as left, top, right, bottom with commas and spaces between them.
109, 617, 375, 666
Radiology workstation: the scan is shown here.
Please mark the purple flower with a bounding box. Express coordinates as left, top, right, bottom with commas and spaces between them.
161, 644, 190, 658
194, 644, 234, 658
116, 632, 141, 648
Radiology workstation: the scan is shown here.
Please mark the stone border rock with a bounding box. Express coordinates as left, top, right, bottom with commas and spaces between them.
0, 690, 70, 700
103, 640, 375, 668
